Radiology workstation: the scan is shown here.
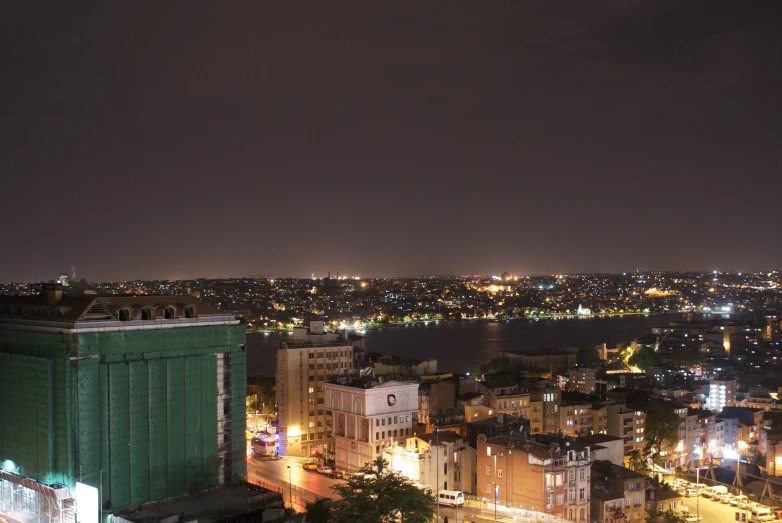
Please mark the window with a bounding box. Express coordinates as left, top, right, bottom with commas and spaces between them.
556, 494, 563, 505
376, 445, 380, 453
444, 464, 447, 474
486, 446, 492, 456
308, 376, 314, 382
382, 419, 386, 426
497, 469, 503, 478
579, 488, 585, 500
308, 421, 315, 428
308, 387, 315, 393
394, 416, 398, 424
382, 432, 385, 438
546, 494, 552, 506
579, 469, 585, 480
406, 415, 410, 422
569, 470, 574, 481
317, 398, 324, 404
376, 432, 379, 440
308, 364, 314, 370
634, 496, 641, 506
568, 490, 574, 501
309, 353, 314, 359
376, 419, 380, 426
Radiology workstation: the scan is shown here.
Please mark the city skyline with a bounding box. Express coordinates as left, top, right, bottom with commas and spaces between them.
3, 2, 782, 282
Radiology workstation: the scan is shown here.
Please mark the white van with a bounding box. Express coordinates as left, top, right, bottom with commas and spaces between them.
749, 506, 773, 522
437, 490, 465, 507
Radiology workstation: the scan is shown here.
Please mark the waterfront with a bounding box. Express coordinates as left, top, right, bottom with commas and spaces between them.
247, 313, 683, 375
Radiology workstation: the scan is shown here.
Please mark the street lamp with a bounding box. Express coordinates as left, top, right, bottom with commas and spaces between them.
287, 465, 292, 509
429, 429, 442, 521
493, 482, 498, 522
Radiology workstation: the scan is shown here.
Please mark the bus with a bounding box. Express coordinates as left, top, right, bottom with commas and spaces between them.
251, 433, 277, 457
437, 490, 465, 507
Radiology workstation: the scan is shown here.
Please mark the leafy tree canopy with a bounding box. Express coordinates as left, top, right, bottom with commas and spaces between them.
325, 467, 435, 523
643, 407, 680, 463
577, 345, 601, 365
629, 346, 660, 370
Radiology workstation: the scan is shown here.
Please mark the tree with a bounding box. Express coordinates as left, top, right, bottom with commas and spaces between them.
643, 408, 680, 465
628, 449, 648, 473
304, 498, 333, 523
577, 346, 601, 365
373, 456, 389, 476
329, 470, 435, 523
629, 346, 660, 370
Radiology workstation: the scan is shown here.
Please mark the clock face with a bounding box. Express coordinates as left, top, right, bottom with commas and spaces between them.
387, 394, 397, 406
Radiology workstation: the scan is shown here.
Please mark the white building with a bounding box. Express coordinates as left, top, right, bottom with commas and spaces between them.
383, 430, 476, 494
276, 321, 354, 456
708, 377, 736, 411
325, 377, 419, 472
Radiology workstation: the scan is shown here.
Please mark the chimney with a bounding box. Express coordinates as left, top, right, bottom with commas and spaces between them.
47, 289, 62, 305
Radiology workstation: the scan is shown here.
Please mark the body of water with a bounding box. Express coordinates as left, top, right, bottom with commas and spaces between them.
246, 313, 683, 375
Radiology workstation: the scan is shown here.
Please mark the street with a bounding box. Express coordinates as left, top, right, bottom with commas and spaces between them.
681, 493, 755, 523
246, 454, 344, 502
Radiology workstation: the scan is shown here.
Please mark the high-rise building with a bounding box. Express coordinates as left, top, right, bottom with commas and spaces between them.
0, 292, 245, 522
276, 321, 354, 457
708, 377, 736, 411
324, 377, 418, 472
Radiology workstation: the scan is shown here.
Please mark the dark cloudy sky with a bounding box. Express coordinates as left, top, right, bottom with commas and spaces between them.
2, 1, 781, 282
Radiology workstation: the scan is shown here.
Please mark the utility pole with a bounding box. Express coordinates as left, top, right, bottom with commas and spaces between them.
436, 429, 441, 521
287, 465, 292, 509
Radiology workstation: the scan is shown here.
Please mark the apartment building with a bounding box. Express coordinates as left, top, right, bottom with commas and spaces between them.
606, 405, 646, 453
276, 321, 354, 456
325, 377, 419, 472
530, 386, 561, 434
560, 402, 595, 437
591, 463, 649, 522
568, 367, 597, 394
384, 430, 476, 495
592, 403, 609, 435
477, 434, 592, 522
708, 376, 736, 411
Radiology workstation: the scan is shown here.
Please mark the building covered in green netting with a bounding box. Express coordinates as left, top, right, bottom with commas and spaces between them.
0, 290, 246, 523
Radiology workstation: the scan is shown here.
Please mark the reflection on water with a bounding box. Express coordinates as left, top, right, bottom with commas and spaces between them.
246, 313, 683, 375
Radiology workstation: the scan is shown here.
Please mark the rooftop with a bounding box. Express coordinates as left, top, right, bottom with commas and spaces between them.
0, 293, 231, 326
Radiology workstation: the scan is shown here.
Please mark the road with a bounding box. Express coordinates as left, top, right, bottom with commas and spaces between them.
246, 454, 344, 503
681, 493, 755, 522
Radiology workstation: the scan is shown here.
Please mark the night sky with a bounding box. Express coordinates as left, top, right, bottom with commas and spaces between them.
2, 2, 781, 282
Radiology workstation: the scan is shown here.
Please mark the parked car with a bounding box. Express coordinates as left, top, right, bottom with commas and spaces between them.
684, 514, 702, 522
328, 469, 344, 479
731, 495, 749, 507
316, 466, 333, 475
719, 494, 735, 504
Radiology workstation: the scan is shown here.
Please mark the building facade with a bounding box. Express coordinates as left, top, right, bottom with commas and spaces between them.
708, 377, 736, 411
569, 367, 597, 394
383, 430, 476, 495
477, 434, 591, 522
606, 405, 646, 453
325, 378, 418, 472
0, 293, 245, 522
276, 321, 354, 456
